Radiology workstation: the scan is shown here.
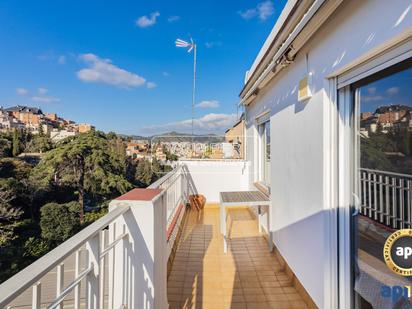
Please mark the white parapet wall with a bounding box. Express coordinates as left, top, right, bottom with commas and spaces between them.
109, 188, 168, 309
179, 160, 251, 203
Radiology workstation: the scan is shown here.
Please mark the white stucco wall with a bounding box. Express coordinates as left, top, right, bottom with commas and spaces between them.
245, 1, 412, 307
179, 160, 250, 203
109, 196, 168, 309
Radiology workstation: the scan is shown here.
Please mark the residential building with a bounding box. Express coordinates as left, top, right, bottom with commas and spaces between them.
376, 104, 411, 125
0, 107, 24, 131
77, 123, 95, 133
133, 139, 149, 144
31, 123, 54, 135
225, 115, 245, 159
50, 129, 77, 142
44, 113, 58, 121
394, 110, 412, 130
126, 141, 149, 159
154, 145, 167, 161
0, 1, 411, 309
5, 105, 43, 127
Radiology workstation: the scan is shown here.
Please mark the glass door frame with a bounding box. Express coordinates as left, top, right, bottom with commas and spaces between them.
337, 84, 355, 309
339, 82, 366, 309
337, 46, 412, 308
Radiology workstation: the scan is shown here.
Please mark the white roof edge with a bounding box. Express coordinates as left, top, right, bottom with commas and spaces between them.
245, 0, 300, 84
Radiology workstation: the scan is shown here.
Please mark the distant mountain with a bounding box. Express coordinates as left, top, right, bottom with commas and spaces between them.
119, 131, 225, 143
117, 134, 148, 141
150, 131, 225, 143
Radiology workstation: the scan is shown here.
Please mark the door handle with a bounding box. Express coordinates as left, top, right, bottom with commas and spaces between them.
352, 193, 361, 217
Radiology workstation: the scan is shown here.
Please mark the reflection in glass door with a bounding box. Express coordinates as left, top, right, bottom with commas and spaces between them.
261, 121, 271, 186
352, 59, 412, 308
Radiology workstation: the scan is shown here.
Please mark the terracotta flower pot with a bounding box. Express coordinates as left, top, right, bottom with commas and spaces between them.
189, 194, 206, 211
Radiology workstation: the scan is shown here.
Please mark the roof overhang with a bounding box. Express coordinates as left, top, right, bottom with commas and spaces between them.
239, 0, 344, 106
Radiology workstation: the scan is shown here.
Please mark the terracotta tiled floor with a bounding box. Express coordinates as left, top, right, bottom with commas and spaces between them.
167, 206, 309, 309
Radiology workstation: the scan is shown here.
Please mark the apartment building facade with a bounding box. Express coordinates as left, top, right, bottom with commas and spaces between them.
5, 105, 43, 132
225, 116, 245, 159
77, 123, 95, 133
240, 0, 412, 307
0, 107, 25, 131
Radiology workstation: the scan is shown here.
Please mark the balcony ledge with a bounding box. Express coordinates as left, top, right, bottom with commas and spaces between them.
115, 188, 163, 201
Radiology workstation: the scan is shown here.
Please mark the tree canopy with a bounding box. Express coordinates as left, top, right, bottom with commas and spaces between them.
40, 201, 81, 245
31, 131, 133, 221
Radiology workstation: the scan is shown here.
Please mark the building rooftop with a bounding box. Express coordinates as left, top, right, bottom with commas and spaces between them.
5, 105, 43, 114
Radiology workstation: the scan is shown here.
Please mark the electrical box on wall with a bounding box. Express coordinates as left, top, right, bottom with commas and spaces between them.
298, 74, 312, 102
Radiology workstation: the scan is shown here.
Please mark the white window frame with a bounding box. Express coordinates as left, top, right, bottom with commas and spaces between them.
255, 110, 271, 188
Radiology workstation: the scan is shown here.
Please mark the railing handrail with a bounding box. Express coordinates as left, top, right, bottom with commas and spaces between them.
0, 205, 130, 307
359, 167, 412, 179
148, 165, 184, 189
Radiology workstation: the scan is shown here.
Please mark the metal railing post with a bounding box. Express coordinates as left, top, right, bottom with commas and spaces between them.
32, 282, 41, 309
86, 234, 100, 309
56, 264, 64, 309
74, 250, 81, 309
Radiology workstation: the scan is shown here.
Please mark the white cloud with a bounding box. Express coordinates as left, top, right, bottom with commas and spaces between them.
142, 113, 238, 134
363, 95, 385, 102
162, 71, 170, 77
168, 15, 180, 22
16, 88, 28, 96
367, 87, 376, 94
32, 95, 60, 103
58, 55, 66, 64
31, 87, 60, 103
15, 87, 60, 103
239, 8, 257, 20
387, 87, 400, 95
239, 1, 274, 21
136, 12, 160, 28
257, 1, 275, 20
38, 51, 67, 64
38, 87, 48, 95
205, 41, 222, 48
147, 82, 157, 89
77, 53, 148, 88
196, 100, 219, 109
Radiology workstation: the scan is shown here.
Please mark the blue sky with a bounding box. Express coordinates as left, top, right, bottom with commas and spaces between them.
0, 0, 286, 135
360, 66, 412, 113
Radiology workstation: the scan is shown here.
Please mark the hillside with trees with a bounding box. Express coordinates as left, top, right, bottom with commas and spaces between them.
0, 129, 171, 282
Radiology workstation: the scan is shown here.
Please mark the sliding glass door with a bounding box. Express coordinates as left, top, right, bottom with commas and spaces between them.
351, 59, 412, 308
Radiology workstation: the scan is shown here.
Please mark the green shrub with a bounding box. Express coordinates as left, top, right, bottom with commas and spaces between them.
23, 237, 50, 258
40, 201, 81, 245
83, 207, 108, 226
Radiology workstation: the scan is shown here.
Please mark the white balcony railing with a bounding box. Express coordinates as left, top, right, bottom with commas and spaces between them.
0, 205, 130, 309
359, 168, 412, 229
148, 165, 191, 258
0, 160, 250, 309
0, 165, 190, 309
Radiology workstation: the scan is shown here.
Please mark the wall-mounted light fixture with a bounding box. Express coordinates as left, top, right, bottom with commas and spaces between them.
298, 73, 312, 102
